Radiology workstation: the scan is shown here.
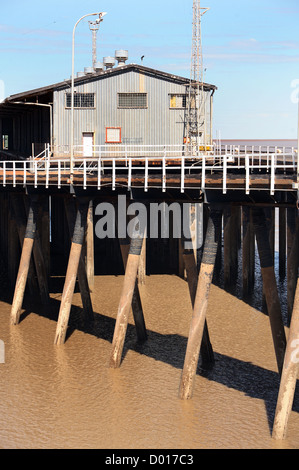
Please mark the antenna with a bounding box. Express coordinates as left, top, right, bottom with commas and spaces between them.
186, 1, 209, 151
89, 20, 100, 69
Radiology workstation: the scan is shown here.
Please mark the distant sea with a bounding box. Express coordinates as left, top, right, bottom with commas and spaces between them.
221, 139, 297, 148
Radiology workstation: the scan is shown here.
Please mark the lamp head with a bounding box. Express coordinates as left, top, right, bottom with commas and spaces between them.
96, 11, 107, 23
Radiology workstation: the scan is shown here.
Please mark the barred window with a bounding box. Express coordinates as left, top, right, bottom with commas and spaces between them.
66, 93, 95, 108
118, 93, 147, 109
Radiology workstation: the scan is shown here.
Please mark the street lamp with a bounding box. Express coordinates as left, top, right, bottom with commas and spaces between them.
70, 12, 107, 182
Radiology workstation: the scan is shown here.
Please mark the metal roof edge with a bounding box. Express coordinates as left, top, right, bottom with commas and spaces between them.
5, 63, 217, 103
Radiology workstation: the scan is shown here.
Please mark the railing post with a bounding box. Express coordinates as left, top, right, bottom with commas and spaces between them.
112, 159, 116, 191
181, 157, 185, 193
97, 156, 101, 190
271, 153, 275, 195
223, 154, 227, 194
202, 155, 206, 193
46, 160, 50, 189
13, 161, 16, 188
83, 159, 86, 190
245, 154, 250, 194
162, 148, 166, 192
144, 158, 148, 192
3, 161, 6, 187
127, 158, 132, 191
34, 161, 37, 188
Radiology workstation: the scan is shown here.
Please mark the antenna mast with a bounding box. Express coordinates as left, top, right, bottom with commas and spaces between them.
186, 0, 209, 150
89, 20, 100, 69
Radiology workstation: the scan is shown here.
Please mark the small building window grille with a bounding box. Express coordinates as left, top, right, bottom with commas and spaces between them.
66, 93, 95, 108
118, 93, 147, 109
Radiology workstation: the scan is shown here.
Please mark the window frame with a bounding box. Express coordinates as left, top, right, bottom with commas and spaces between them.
65, 92, 96, 109
105, 127, 122, 144
169, 93, 188, 110
117, 92, 148, 109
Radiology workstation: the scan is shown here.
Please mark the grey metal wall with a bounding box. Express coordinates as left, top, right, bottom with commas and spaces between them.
53, 69, 212, 150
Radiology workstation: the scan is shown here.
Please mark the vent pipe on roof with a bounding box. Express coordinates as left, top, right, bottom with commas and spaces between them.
103, 56, 116, 69
84, 67, 94, 75
115, 50, 128, 67
94, 62, 104, 72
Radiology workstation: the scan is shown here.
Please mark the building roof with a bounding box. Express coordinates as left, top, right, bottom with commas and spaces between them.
3, 63, 217, 104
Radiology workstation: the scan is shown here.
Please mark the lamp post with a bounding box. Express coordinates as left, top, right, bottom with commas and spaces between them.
70, 11, 107, 183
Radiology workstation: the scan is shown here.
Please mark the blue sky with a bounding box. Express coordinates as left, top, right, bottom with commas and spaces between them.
0, 0, 299, 138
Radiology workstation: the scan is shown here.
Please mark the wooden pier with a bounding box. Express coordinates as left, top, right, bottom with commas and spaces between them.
0, 143, 298, 440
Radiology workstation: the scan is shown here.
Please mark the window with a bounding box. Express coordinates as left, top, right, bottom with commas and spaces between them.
106, 127, 122, 144
169, 94, 187, 109
66, 93, 95, 108
169, 94, 196, 109
2, 135, 9, 150
118, 93, 147, 109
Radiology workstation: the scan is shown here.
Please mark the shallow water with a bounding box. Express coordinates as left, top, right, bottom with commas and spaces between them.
0, 272, 298, 449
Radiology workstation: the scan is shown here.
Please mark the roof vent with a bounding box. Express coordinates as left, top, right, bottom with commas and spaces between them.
84, 67, 94, 75
103, 56, 116, 69
94, 62, 104, 72
115, 50, 128, 67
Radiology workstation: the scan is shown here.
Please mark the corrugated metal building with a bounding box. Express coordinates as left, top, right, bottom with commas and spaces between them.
0, 58, 217, 158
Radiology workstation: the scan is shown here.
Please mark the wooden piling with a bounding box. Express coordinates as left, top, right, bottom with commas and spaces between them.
181, 243, 215, 367
64, 196, 94, 322
138, 234, 146, 285
7, 197, 20, 287
272, 272, 299, 440
10, 195, 39, 325
179, 208, 222, 400
223, 205, 239, 289
110, 233, 145, 368
287, 208, 299, 324
119, 236, 147, 343
86, 200, 95, 292
242, 206, 255, 297
39, 195, 51, 281
54, 198, 90, 345
279, 206, 286, 278
10, 194, 38, 296
252, 208, 286, 375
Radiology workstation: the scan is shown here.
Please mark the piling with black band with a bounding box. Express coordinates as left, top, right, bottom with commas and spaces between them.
252, 207, 286, 375
64, 196, 94, 322
129, 236, 144, 256
72, 200, 89, 245
54, 198, 90, 345
179, 207, 222, 400
11, 195, 40, 325
110, 212, 147, 368
180, 209, 215, 369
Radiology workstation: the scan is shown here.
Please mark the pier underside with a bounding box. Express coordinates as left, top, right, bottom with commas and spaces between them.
0, 147, 298, 441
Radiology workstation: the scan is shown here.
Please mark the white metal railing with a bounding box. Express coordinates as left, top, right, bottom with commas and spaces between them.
0, 148, 297, 194
30, 143, 51, 169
